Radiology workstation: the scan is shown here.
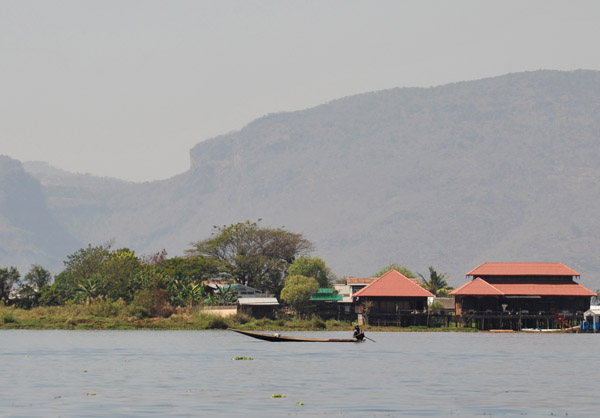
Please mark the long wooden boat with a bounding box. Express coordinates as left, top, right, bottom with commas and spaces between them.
229, 328, 363, 342
521, 328, 574, 333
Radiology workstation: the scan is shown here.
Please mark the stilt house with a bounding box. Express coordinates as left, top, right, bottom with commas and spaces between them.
352, 269, 434, 326
451, 262, 596, 330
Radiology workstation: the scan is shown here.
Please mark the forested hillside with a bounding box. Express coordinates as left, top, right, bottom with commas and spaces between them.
3, 70, 600, 289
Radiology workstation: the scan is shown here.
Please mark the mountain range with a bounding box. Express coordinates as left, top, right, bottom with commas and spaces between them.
2, 70, 600, 290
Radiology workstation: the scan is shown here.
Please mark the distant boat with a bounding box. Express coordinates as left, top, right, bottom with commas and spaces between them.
521, 328, 574, 333
229, 328, 363, 342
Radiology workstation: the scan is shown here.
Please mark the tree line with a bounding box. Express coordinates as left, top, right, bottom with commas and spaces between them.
0, 220, 452, 317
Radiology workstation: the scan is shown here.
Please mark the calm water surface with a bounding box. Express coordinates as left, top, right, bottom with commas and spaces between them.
0, 330, 598, 417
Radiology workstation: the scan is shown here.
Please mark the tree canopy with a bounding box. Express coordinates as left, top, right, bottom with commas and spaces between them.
23, 264, 51, 289
188, 220, 313, 295
287, 255, 335, 288
280, 274, 319, 317
373, 264, 415, 278
0, 266, 20, 301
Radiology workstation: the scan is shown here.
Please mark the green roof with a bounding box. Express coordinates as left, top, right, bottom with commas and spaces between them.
310, 288, 343, 301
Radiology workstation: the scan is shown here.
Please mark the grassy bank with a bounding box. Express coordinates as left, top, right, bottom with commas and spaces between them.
0, 302, 477, 332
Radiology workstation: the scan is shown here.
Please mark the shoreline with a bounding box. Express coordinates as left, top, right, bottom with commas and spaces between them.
0, 304, 480, 332
2, 305, 577, 332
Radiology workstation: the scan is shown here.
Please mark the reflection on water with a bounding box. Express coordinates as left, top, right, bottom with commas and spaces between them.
0, 330, 598, 417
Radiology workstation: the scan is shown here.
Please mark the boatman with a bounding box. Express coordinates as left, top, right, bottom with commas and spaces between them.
353, 325, 365, 341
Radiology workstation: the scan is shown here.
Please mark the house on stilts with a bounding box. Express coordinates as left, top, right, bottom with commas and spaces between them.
451, 262, 596, 330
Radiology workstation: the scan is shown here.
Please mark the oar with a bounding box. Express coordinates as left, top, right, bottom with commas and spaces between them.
364, 335, 376, 343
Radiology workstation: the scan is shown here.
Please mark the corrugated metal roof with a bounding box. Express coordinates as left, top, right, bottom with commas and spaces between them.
346, 277, 377, 284
310, 292, 343, 301
451, 279, 595, 297
237, 298, 279, 306
353, 269, 434, 298
466, 262, 580, 277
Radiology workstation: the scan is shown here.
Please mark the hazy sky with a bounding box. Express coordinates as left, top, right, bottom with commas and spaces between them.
2, 0, 600, 182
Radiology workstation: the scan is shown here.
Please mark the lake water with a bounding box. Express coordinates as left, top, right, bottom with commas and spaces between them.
0, 330, 598, 417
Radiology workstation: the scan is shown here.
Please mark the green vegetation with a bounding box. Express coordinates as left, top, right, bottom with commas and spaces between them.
0, 303, 476, 331
0, 266, 20, 301
187, 220, 313, 296
418, 266, 454, 297
373, 264, 415, 278
280, 275, 320, 318
0, 303, 350, 330
0, 220, 472, 331
287, 256, 335, 288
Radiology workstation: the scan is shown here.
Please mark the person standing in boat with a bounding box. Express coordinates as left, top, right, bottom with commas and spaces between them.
353, 325, 365, 341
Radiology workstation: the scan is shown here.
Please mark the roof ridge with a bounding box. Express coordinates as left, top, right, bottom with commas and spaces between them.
353, 269, 434, 298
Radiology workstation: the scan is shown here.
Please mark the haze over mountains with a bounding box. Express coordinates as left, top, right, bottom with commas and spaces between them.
2, 70, 600, 290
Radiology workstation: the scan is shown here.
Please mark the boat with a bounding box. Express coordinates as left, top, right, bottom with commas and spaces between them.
521, 328, 573, 333
229, 328, 364, 342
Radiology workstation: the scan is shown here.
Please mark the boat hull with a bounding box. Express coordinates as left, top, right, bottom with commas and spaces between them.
229, 328, 362, 342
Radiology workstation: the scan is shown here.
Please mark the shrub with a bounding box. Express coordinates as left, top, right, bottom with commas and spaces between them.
310, 316, 326, 329
231, 312, 252, 325
200, 314, 230, 329
1, 312, 17, 324
38, 285, 64, 306
131, 289, 175, 318
88, 299, 126, 317
429, 300, 445, 315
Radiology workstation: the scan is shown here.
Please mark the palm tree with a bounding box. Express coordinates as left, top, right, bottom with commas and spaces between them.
418, 266, 453, 297
208, 285, 238, 306
77, 276, 102, 304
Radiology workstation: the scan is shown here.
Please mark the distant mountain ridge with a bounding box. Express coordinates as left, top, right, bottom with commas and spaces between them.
0, 156, 80, 273
3, 70, 600, 290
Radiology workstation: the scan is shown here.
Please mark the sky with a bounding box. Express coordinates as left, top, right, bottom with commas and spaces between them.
2, 0, 600, 182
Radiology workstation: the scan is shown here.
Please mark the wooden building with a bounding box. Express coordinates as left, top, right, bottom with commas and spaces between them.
352, 269, 434, 326
451, 262, 596, 330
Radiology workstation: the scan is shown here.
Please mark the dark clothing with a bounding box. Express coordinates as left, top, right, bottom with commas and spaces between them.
353, 327, 364, 340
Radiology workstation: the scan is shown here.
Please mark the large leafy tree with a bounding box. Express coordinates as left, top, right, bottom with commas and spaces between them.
156, 255, 219, 307
188, 220, 313, 295
157, 256, 219, 284
280, 275, 319, 318
418, 266, 453, 297
54, 243, 112, 301
53, 244, 148, 302
24, 264, 52, 289
100, 248, 145, 301
287, 256, 335, 288
15, 264, 53, 308
373, 264, 415, 278
0, 266, 20, 301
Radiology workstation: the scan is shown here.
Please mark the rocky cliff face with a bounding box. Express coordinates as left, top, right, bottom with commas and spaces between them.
0, 156, 80, 273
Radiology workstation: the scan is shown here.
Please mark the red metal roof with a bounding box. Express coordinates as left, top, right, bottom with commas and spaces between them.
492, 283, 596, 296
352, 270, 434, 298
451, 278, 596, 297
466, 262, 580, 277
450, 278, 503, 296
